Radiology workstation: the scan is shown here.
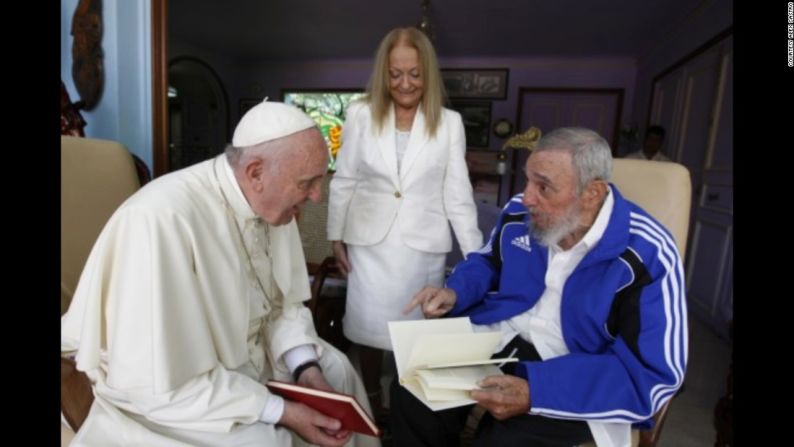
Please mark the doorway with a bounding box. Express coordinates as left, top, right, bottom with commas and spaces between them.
167, 57, 230, 171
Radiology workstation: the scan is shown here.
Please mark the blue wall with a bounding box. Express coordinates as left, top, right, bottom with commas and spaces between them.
61, 0, 153, 171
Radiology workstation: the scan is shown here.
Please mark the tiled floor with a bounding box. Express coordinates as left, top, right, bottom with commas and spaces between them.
348, 316, 731, 446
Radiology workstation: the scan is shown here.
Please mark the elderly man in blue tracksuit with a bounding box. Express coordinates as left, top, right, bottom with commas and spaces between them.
393, 127, 687, 447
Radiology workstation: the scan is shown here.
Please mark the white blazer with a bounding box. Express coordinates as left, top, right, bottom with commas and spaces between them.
327, 101, 482, 256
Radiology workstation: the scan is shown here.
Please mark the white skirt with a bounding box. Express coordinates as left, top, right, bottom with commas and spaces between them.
343, 223, 446, 350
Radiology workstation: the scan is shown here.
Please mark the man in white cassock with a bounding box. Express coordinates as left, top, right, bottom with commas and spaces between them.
61, 101, 380, 447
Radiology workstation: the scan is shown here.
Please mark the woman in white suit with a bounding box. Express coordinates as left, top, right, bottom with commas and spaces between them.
327, 27, 482, 416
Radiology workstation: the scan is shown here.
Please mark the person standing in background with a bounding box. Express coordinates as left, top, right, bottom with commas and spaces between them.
625, 125, 671, 161
327, 27, 482, 420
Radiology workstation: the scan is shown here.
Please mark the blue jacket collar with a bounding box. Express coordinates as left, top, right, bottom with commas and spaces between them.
577, 184, 631, 268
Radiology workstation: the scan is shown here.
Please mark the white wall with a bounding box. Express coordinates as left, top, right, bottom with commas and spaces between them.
61, 0, 153, 171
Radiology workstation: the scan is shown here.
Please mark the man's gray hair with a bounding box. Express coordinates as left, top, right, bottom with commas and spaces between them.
533, 127, 612, 193
224, 143, 244, 166
224, 138, 287, 171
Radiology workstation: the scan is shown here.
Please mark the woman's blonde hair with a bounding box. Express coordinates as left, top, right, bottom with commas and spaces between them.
366, 27, 446, 137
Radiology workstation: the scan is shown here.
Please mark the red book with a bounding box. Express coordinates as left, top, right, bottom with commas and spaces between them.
266, 380, 381, 438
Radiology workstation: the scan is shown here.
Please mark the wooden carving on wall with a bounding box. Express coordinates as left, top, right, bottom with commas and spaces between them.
71, 0, 104, 110
61, 80, 86, 137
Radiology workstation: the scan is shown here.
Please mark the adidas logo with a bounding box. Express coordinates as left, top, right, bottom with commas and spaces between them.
511, 235, 532, 253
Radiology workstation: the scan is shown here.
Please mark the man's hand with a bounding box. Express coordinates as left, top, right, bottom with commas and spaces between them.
295, 364, 333, 392
331, 241, 351, 277
289, 366, 352, 443
403, 286, 457, 318
470, 375, 530, 420
279, 400, 352, 446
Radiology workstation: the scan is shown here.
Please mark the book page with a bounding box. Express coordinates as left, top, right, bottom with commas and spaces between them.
406, 332, 502, 374
425, 357, 519, 369
415, 364, 503, 391
389, 317, 473, 379
415, 375, 473, 401
389, 318, 509, 411
401, 379, 476, 411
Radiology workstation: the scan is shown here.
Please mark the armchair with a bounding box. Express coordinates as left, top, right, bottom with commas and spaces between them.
60, 136, 141, 442
582, 158, 691, 447
61, 136, 141, 315
462, 159, 691, 447
610, 158, 691, 255
305, 159, 691, 447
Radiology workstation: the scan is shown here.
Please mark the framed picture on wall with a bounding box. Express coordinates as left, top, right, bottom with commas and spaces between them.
280, 89, 367, 171
442, 68, 509, 99
451, 101, 492, 148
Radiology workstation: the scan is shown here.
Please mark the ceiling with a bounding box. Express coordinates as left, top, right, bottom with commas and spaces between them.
169, 0, 711, 62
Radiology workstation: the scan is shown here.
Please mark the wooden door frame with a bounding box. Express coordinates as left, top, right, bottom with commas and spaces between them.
152, 0, 168, 177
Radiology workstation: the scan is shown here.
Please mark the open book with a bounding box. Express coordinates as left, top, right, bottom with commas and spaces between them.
388, 317, 516, 411
265, 380, 381, 437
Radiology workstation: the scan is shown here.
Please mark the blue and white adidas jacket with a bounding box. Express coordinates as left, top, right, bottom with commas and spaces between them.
445, 185, 687, 428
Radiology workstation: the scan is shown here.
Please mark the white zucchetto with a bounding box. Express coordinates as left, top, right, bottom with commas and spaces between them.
232, 99, 317, 148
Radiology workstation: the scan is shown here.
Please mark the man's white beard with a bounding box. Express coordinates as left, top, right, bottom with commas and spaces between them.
528, 202, 582, 248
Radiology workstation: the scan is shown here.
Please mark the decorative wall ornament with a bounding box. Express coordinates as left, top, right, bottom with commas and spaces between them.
502, 126, 541, 151
497, 126, 542, 176
71, 0, 104, 110
61, 80, 86, 137
493, 118, 514, 138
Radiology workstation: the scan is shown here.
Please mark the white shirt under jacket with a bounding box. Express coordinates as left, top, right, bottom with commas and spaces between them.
327, 101, 482, 256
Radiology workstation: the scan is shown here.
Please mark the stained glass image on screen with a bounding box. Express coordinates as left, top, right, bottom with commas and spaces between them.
283, 91, 366, 171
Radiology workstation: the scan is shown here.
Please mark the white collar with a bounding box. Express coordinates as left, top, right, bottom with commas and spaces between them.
219, 155, 258, 220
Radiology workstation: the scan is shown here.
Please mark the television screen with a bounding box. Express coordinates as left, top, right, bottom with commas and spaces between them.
283, 90, 366, 171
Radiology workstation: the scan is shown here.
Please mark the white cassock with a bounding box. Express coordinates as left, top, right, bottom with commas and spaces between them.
62, 155, 380, 447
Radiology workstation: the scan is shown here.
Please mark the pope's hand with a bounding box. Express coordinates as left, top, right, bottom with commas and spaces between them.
285, 365, 351, 444
279, 400, 351, 446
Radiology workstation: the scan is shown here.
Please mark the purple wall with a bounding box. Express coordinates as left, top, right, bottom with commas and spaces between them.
244, 56, 637, 151
163, 0, 732, 175
241, 58, 371, 123
244, 55, 636, 204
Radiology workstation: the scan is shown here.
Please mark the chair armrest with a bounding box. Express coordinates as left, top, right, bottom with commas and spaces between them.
638, 399, 672, 447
